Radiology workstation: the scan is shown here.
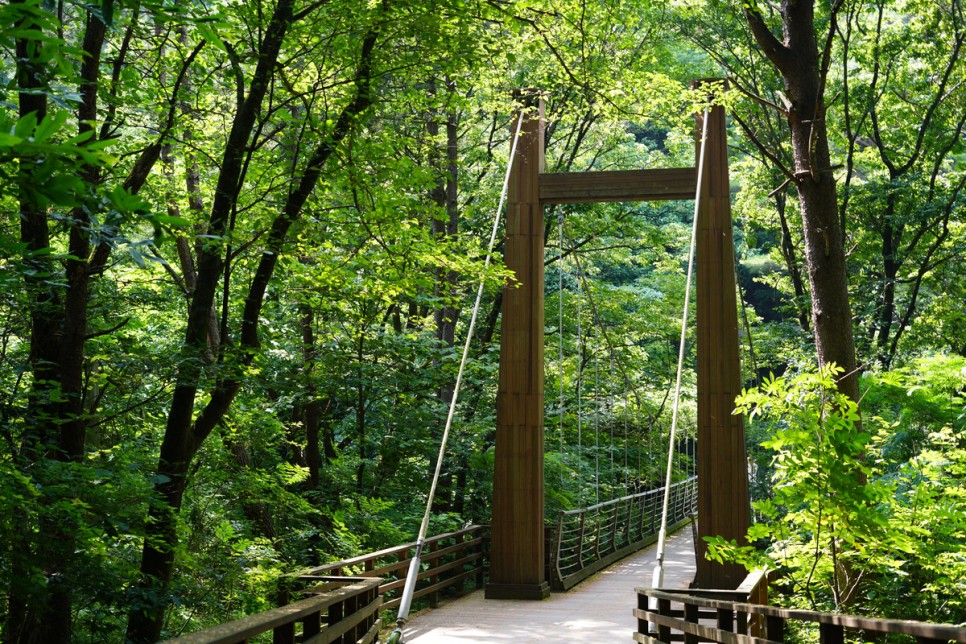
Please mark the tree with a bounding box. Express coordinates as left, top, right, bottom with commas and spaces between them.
742, 0, 860, 402
2, 0, 195, 636
125, 1, 382, 637
834, 0, 966, 367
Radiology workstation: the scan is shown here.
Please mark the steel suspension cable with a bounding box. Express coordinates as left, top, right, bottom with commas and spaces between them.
576, 265, 583, 505
389, 112, 525, 643
562, 221, 667, 505
594, 317, 600, 504
558, 212, 565, 485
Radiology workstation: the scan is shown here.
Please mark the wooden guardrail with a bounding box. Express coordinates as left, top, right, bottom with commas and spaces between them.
164, 577, 381, 643
551, 476, 697, 590
635, 571, 966, 644
295, 525, 487, 612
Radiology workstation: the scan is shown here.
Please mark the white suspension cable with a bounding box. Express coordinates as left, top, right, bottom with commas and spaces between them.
558, 213, 565, 484
651, 107, 710, 591
576, 266, 583, 505
624, 382, 629, 494
594, 318, 600, 504
610, 356, 615, 486
390, 112, 525, 642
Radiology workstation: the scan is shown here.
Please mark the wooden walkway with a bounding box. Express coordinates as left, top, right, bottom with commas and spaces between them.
405, 526, 697, 643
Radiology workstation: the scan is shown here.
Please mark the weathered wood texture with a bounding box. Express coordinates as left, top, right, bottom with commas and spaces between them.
488, 96, 551, 600
296, 525, 486, 612
635, 584, 966, 644
539, 168, 698, 203
693, 81, 750, 590
163, 578, 381, 644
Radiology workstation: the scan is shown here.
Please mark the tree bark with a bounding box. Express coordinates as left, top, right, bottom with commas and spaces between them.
126, 13, 378, 639
745, 0, 860, 402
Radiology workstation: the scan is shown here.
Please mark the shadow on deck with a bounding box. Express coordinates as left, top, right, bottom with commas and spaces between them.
404, 526, 696, 643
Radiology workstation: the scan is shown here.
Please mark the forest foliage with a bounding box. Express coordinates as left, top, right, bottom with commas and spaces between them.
1, 0, 964, 640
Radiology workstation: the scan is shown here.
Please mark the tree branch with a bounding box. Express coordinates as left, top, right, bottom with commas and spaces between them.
743, 5, 794, 73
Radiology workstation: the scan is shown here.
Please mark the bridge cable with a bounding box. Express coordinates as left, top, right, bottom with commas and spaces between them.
388, 111, 525, 644
563, 230, 661, 501
576, 263, 584, 505
557, 212, 566, 488
594, 313, 600, 504
651, 107, 710, 590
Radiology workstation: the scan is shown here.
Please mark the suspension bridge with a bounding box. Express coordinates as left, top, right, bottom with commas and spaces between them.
163, 82, 966, 644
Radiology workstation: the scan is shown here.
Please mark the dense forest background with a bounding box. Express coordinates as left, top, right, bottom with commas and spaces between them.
1, 0, 964, 640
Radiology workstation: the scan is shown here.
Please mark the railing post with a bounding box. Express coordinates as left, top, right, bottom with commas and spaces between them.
716, 607, 734, 633
450, 531, 463, 595
346, 588, 361, 641
593, 513, 602, 560
477, 527, 486, 589
576, 511, 587, 568
328, 594, 345, 643
552, 511, 565, 586
302, 608, 322, 640
637, 591, 650, 637
624, 498, 634, 545
820, 623, 845, 644
273, 621, 295, 644
736, 607, 748, 636
684, 601, 699, 644
658, 597, 672, 643
397, 550, 409, 606
767, 615, 786, 642
429, 540, 440, 608
608, 504, 619, 553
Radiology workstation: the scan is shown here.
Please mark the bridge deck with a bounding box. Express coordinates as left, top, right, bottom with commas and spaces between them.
405, 526, 697, 643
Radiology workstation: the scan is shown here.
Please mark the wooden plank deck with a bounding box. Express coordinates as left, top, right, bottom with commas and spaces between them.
404, 526, 697, 643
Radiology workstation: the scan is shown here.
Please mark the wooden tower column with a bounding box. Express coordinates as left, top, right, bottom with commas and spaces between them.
693, 81, 751, 589
486, 95, 551, 600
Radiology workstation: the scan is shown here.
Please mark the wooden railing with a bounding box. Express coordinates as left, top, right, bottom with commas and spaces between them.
551, 476, 697, 590
295, 525, 487, 612
635, 572, 966, 644
165, 577, 381, 643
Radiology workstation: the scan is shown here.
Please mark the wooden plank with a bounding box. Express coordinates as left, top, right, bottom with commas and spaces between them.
379, 552, 482, 594
302, 596, 382, 644
298, 526, 485, 577
634, 633, 665, 644
633, 608, 781, 644
165, 580, 381, 643
636, 590, 966, 642
819, 623, 844, 644
380, 566, 484, 611
539, 168, 698, 204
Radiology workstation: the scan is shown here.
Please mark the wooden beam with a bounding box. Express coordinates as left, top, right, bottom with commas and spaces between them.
539, 168, 697, 204
487, 95, 550, 601
693, 80, 751, 591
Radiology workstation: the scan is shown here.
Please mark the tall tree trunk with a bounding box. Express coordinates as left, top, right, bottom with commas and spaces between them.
126, 3, 297, 639
774, 191, 810, 332
299, 300, 323, 488
7, 2, 54, 640
429, 78, 460, 513
126, 14, 379, 638
745, 0, 860, 403
7, 4, 109, 639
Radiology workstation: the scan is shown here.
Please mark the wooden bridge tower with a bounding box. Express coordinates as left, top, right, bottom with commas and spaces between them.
488, 82, 749, 600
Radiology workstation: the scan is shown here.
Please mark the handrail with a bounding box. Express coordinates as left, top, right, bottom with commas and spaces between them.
551, 476, 697, 590
635, 580, 966, 644
164, 577, 381, 643
293, 524, 487, 612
